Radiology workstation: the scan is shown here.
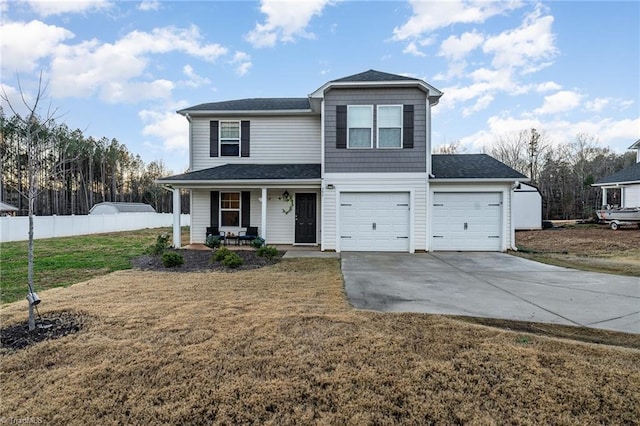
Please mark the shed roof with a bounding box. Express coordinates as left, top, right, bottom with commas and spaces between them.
158, 164, 321, 183
431, 154, 527, 180
89, 202, 156, 214
0, 201, 18, 211
593, 162, 640, 185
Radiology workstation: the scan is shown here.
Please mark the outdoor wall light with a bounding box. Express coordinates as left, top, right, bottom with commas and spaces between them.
282, 190, 290, 199
326, 184, 335, 190
27, 292, 41, 306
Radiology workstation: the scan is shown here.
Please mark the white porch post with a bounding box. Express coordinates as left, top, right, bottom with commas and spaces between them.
261, 187, 267, 241
601, 187, 607, 207
172, 188, 181, 248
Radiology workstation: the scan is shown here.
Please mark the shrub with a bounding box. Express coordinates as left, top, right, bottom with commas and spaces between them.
221, 252, 243, 268
161, 252, 184, 268
256, 245, 279, 259
213, 246, 231, 262
147, 233, 170, 255
251, 237, 265, 249
205, 235, 222, 249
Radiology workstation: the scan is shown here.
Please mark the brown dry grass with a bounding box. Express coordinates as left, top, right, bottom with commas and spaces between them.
515, 226, 640, 276
1, 259, 639, 424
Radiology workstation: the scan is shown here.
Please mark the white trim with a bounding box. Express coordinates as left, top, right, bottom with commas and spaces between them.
309, 79, 443, 100
592, 180, 640, 187
376, 104, 403, 149
220, 191, 241, 227
261, 187, 267, 242
179, 109, 315, 116
430, 178, 529, 183
347, 105, 373, 149
219, 120, 241, 157
160, 179, 322, 187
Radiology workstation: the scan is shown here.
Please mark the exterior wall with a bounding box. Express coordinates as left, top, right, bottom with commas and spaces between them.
323, 87, 428, 173
190, 188, 320, 245
623, 184, 640, 207
428, 182, 514, 251
322, 173, 428, 252
190, 115, 321, 172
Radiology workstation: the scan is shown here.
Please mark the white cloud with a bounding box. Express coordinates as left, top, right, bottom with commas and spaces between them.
103, 79, 174, 103
0, 20, 74, 72
403, 41, 426, 57
181, 65, 210, 88
139, 107, 189, 152
245, 0, 333, 48
138, 0, 160, 11
483, 9, 557, 72
585, 97, 610, 113
23, 0, 112, 17
438, 31, 484, 61
462, 94, 494, 117
535, 81, 562, 92
534, 90, 582, 115
230, 51, 252, 76
393, 0, 523, 41
49, 25, 227, 102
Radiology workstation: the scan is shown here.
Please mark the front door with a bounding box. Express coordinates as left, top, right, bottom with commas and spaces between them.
295, 193, 317, 244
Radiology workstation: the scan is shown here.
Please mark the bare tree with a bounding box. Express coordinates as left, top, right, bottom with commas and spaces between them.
1, 74, 73, 330
488, 128, 550, 184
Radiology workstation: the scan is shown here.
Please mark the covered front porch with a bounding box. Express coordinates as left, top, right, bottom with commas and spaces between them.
158, 164, 322, 248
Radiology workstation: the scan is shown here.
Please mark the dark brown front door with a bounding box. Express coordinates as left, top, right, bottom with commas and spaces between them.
295, 193, 317, 244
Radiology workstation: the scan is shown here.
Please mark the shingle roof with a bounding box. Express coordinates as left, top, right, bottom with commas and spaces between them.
0, 201, 18, 211
159, 164, 321, 182
331, 69, 420, 83
629, 138, 640, 150
432, 154, 527, 179
594, 161, 640, 185
179, 98, 311, 113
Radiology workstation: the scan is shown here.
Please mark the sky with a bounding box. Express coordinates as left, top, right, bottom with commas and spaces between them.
1, 0, 639, 174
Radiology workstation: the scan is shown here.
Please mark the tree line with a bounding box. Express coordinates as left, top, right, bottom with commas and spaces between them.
0, 107, 186, 216
437, 130, 637, 220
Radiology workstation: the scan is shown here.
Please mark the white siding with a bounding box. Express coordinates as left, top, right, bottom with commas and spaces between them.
190, 189, 211, 243
513, 183, 542, 230
190, 116, 321, 171
623, 185, 640, 207
323, 173, 428, 252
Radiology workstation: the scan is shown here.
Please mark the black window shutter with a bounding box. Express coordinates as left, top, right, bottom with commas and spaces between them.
210, 191, 219, 227
210, 121, 219, 157
403, 105, 414, 149
336, 105, 347, 149
241, 121, 250, 157
241, 191, 250, 227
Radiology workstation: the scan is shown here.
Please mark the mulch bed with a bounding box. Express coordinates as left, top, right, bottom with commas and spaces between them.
1, 310, 86, 352
130, 248, 283, 272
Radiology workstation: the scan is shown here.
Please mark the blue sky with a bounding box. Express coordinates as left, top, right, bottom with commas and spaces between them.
1, 0, 638, 174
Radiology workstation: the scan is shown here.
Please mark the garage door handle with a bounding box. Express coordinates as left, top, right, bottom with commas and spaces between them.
341, 236, 352, 239
397, 236, 408, 239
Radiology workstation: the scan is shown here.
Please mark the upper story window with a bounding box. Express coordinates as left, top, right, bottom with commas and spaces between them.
220, 121, 240, 156
347, 105, 373, 149
377, 105, 403, 148
220, 192, 240, 226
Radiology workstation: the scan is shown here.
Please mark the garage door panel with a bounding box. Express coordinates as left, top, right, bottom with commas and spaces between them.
340, 192, 410, 252
432, 192, 502, 251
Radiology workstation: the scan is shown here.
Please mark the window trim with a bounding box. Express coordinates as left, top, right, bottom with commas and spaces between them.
347, 105, 373, 149
376, 105, 403, 149
219, 120, 241, 157
220, 191, 241, 227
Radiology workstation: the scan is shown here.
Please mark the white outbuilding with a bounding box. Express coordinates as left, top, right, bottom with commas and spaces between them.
512, 183, 542, 230
89, 202, 156, 215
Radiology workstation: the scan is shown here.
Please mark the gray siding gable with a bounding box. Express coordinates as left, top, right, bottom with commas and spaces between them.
324, 87, 427, 173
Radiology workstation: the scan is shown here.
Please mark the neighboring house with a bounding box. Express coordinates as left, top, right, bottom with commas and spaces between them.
592, 139, 640, 208
0, 201, 19, 214
512, 183, 542, 230
160, 70, 526, 252
89, 202, 156, 215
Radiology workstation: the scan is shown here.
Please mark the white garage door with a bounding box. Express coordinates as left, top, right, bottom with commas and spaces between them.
432, 192, 502, 251
340, 192, 410, 252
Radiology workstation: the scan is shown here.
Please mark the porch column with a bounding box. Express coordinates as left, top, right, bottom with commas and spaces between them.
261, 187, 268, 241
601, 188, 607, 207
172, 188, 181, 248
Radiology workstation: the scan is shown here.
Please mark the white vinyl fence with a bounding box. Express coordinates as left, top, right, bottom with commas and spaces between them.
0, 213, 191, 242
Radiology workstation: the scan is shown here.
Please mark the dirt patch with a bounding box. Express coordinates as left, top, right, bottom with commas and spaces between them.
0, 310, 86, 352
131, 248, 283, 272
515, 225, 640, 275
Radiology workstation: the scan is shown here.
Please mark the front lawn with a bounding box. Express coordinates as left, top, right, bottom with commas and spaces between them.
1, 259, 638, 424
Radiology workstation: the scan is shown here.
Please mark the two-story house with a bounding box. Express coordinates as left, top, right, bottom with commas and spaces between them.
159, 70, 527, 252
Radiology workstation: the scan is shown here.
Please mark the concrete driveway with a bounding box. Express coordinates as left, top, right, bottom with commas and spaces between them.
342, 252, 640, 334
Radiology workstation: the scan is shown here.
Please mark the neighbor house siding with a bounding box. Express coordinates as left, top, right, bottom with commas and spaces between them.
624, 185, 640, 207
324, 87, 428, 173
322, 173, 428, 251
190, 116, 321, 171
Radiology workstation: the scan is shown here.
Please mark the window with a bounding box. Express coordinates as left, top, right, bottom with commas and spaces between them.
377, 105, 402, 148
347, 105, 373, 148
220, 121, 240, 156
220, 192, 240, 226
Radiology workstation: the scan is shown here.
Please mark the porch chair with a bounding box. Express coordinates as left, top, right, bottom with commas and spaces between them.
206, 226, 226, 244
238, 226, 259, 245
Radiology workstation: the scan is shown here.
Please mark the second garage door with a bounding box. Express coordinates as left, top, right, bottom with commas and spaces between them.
431, 192, 503, 251
340, 192, 410, 252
